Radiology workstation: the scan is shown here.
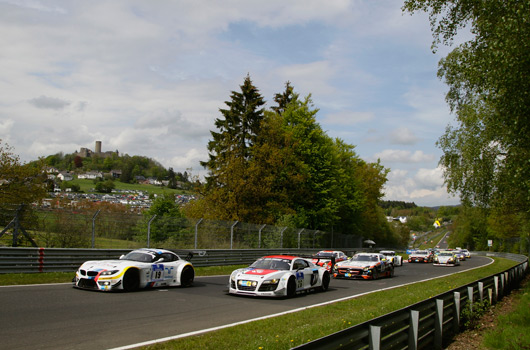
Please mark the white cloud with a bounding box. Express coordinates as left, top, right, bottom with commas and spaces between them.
0, 0, 460, 206
374, 149, 435, 163
384, 166, 459, 206
389, 127, 420, 145
28, 96, 71, 110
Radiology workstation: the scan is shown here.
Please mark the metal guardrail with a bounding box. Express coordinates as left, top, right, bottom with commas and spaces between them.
0, 247, 356, 274
291, 252, 529, 350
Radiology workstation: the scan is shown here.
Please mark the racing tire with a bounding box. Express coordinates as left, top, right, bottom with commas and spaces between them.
180, 265, 195, 287
321, 271, 330, 292
287, 277, 297, 298
372, 269, 379, 280
123, 268, 140, 292
389, 266, 394, 278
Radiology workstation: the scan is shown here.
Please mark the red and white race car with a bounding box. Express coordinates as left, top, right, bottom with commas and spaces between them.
408, 250, 433, 263
228, 255, 330, 298
311, 250, 348, 271
333, 253, 394, 280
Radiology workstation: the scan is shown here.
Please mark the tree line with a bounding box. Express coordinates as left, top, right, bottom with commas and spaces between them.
403, 0, 530, 253
183, 77, 405, 246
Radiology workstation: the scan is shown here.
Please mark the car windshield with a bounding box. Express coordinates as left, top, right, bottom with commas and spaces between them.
316, 252, 334, 258
351, 255, 377, 262
381, 251, 395, 256
250, 259, 291, 271
440, 252, 453, 257
415, 251, 428, 255
120, 251, 156, 263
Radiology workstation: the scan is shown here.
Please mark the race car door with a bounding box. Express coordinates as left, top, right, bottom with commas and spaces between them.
292, 258, 317, 290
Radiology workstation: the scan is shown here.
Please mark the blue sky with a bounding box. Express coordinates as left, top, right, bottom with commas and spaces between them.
0, 0, 462, 206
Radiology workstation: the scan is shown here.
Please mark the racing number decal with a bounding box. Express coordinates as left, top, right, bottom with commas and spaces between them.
151, 264, 164, 280
295, 271, 304, 289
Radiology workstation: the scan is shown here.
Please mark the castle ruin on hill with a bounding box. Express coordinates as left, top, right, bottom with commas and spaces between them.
77, 141, 118, 158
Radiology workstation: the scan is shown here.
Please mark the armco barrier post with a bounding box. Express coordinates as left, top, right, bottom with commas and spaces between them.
408, 309, 419, 350
369, 325, 381, 350
453, 292, 461, 333
38, 247, 45, 272
435, 299, 444, 350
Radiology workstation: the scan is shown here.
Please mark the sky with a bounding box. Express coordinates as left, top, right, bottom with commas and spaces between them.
0, 0, 463, 207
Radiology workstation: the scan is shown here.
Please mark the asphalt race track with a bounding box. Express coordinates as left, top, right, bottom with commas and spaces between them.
0, 256, 492, 350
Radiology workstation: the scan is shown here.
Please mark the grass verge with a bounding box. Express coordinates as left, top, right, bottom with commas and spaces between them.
481, 274, 530, 349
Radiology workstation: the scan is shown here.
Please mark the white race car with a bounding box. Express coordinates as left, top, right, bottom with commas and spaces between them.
73, 248, 195, 292
379, 250, 403, 267
433, 251, 460, 266
228, 255, 330, 298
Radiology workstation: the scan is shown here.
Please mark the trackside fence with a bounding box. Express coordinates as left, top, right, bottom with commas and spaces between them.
291, 252, 529, 350
0, 247, 351, 274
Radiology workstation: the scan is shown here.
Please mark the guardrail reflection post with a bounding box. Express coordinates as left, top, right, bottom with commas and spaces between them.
409, 309, 419, 350
147, 215, 156, 248
435, 299, 444, 349
369, 325, 381, 350
453, 292, 461, 333
468, 286, 474, 313
91, 210, 100, 248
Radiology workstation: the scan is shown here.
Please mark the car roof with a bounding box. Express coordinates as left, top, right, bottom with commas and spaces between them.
133, 248, 175, 255
262, 255, 299, 261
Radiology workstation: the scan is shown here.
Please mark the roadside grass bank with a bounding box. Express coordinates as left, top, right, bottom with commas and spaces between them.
141, 258, 521, 350
0, 265, 247, 286
481, 273, 530, 349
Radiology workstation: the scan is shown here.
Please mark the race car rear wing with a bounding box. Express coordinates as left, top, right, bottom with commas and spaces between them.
180, 250, 206, 261
305, 255, 336, 271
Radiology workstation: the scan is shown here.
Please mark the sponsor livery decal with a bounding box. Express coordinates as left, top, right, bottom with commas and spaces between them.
244, 268, 277, 275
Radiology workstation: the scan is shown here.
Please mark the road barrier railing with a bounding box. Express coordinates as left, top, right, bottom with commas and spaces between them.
291, 251, 528, 350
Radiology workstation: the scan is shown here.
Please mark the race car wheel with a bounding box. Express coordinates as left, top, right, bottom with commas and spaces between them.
321, 271, 330, 292
123, 268, 139, 292
180, 265, 194, 287
372, 269, 379, 280
389, 266, 394, 278
287, 277, 296, 298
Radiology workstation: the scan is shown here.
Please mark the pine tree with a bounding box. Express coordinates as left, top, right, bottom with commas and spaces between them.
202, 74, 265, 188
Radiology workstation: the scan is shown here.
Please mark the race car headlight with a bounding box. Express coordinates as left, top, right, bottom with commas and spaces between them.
237, 280, 258, 287
363, 267, 370, 271
100, 270, 119, 276
262, 279, 279, 284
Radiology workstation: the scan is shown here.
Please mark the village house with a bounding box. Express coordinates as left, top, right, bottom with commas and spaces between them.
78, 171, 103, 180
